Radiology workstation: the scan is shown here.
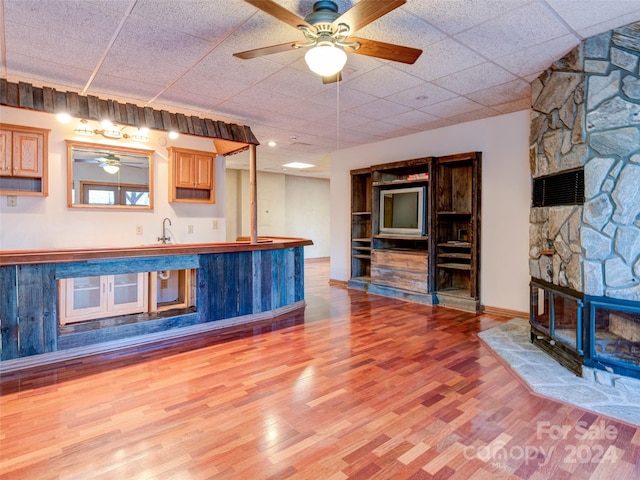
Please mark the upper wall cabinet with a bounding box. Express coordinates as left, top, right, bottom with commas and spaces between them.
168, 147, 215, 204
0, 123, 49, 196
66, 140, 154, 210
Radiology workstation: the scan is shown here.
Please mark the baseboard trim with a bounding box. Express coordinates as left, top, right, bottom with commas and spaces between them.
481, 305, 528, 319
0, 301, 306, 374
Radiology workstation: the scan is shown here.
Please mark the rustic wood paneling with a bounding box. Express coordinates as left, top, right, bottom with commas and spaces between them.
0, 266, 18, 360
32, 87, 44, 111
18, 82, 33, 109
0, 246, 307, 361
55, 255, 199, 278
87, 95, 100, 119
66, 92, 80, 117
42, 86, 55, 111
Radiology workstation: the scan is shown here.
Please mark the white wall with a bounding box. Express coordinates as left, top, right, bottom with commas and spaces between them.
0, 107, 227, 249
330, 110, 531, 313
229, 169, 330, 258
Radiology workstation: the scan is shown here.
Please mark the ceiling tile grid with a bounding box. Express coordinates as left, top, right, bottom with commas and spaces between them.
2, 0, 640, 178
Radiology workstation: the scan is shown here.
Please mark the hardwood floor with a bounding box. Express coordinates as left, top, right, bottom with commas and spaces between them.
1, 258, 639, 479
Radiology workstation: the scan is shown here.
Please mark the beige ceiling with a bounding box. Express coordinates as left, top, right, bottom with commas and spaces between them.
2, 0, 640, 178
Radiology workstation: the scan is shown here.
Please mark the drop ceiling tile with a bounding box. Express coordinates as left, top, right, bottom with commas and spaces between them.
129, 0, 254, 42
386, 83, 458, 108
272, 99, 340, 123
402, 38, 486, 82
345, 65, 424, 98
233, 86, 300, 112
315, 111, 375, 129
352, 120, 419, 138
447, 108, 503, 124
346, 98, 413, 121
255, 67, 328, 99
89, 74, 167, 103
355, 8, 446, 51
305, 86, 378, 111
5, 0, 125, 41
152, 88, 228, 114
101, 17, 215, 79
4, 23, 107, 70
383, 109, 442, 129
405, 0, 531, 35
6, 53, 91, 91
546, 0, 640, 32
432, 62, 516, 95
454, 2, 569, 59
494, 34, 579, 77
466, 79, 531, 107
576, 12, 640, 39
421, 97, 486, 118
492, 97, 531, 114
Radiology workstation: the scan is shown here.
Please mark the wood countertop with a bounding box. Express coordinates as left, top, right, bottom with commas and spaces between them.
0, 237, 313, 266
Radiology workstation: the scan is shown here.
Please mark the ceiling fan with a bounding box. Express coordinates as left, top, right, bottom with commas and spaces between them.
233, 0, 423, 83
74, 151, 148, 174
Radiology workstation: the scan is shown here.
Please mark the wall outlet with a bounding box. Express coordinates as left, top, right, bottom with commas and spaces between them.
187, 225, 194, 234
136, 225, 143, 235
212, 220, 218, 230
7, 196, 17, 207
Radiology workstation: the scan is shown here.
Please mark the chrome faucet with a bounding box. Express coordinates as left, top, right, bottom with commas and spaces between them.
158, 217, 172, 244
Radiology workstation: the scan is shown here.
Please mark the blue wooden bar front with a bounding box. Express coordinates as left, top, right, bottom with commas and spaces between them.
0, 238, 311, 365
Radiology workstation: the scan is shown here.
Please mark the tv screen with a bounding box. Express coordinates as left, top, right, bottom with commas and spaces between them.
379, 186, 425, 235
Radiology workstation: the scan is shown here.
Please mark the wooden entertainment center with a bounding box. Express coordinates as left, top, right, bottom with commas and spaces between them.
348, 152, 481, 311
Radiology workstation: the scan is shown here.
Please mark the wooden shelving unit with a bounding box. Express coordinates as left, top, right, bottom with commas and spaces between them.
348, 153, 480, 311
433, 152, 481, 311
348, 169, 372, 289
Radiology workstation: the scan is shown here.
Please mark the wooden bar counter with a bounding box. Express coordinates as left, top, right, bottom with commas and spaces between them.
0, 237, 312, 370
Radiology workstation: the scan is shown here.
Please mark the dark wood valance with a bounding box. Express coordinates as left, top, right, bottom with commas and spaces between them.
0, 79, 259, 155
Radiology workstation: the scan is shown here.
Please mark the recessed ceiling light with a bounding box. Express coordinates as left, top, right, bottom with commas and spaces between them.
283, 162, 314, 169
268, 141, 276, 147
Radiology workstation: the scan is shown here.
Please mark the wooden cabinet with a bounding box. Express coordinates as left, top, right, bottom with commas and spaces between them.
371, 249, 428, 293
433, 152, 481, 311
0, 124, 49, 196
59, 273, 148, 325
168, 147, 215, 203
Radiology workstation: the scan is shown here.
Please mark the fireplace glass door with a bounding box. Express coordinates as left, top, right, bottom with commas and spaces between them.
589, 301, 640, 374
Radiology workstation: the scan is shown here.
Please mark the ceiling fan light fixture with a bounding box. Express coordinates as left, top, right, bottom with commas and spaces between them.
304, 43, 347, 77
102, 164, 120, 174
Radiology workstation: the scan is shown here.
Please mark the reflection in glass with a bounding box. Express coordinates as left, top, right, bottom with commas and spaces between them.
66, 140, 154, 209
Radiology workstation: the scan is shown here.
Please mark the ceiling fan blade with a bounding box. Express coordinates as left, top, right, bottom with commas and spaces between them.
332, 0, 406, 33
233, 40, 307, 59
347, 37, 422, 64
244, 0, 315, 31
322, 72, 342, 84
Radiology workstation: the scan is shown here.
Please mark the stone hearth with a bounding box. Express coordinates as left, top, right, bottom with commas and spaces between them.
529, 21, 640, 380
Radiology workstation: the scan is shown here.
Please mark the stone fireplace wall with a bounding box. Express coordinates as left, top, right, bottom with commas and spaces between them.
530, 22, 640, 301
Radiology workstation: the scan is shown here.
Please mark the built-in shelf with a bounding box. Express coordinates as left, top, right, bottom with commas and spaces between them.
437, 263, 472, 270
433, 152, 481, 310
374, 234, 428, 241
438, 253, 471, 259
352, 211, 371, 215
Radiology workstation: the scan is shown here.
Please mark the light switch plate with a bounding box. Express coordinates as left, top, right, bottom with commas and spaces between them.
7, 196, 17, 207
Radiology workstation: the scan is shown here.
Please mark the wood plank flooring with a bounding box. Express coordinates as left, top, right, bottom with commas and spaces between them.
1, 258, 639, 479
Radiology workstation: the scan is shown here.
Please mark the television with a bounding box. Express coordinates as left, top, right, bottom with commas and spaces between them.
378, 186, 426, 236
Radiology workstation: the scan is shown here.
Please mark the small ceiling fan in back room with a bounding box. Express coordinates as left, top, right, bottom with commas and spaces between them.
233, 0, 423, 83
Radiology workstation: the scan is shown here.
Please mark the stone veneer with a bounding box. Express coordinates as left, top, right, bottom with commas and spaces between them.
530, 22, 640, 301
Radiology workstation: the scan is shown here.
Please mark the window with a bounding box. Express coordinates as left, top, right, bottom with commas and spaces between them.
80, 181, 150, 206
